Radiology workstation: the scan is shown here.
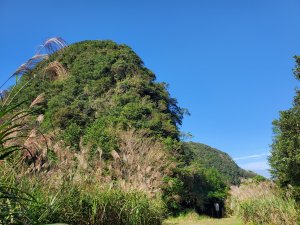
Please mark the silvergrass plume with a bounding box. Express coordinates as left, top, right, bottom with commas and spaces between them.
1, 37, 67, 107
44, 61, 67, 80
0, 37, 67, 91
30, 93, 45, 108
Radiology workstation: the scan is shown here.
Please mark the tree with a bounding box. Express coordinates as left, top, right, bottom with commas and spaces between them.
269, 56, 300, 199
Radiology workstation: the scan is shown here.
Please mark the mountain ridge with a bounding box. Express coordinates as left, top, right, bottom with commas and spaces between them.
183, 141, 256, 185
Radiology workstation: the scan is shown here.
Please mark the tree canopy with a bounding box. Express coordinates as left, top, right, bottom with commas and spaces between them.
269, 56, 300, 200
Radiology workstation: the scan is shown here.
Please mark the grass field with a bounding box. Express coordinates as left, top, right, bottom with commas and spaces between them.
163, 211, 242, 225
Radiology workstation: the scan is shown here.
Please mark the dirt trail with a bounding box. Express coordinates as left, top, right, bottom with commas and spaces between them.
163, 216, 242, 225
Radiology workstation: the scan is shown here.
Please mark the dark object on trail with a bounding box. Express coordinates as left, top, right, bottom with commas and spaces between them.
214, 202, 220, 218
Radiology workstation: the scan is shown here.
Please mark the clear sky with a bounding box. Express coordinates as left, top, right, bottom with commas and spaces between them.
1, 0, 300, 177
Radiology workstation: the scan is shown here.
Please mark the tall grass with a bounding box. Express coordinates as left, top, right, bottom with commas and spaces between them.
0, 100, 35, 224
0, 126, 169, 224
226, 180, 299, 225
0, 159, 167, 225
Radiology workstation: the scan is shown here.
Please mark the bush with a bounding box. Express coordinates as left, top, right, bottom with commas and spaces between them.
162, 164, 228, 216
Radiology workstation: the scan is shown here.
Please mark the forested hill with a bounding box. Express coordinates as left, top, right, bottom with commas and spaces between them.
7, 39, 256, 217
12, 39, 255, 190
183, 142, 256, 184
13, 40, 185, 158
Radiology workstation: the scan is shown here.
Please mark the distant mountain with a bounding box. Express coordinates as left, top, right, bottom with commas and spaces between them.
183, 142, 256, 184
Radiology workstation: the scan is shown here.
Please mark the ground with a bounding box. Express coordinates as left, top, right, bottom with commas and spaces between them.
162, 212, 242, 225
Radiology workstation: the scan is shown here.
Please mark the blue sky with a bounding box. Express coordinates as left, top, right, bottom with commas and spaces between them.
1, 0, 300, 177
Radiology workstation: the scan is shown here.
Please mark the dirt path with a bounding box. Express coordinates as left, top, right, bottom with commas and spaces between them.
163, 215, 242, 225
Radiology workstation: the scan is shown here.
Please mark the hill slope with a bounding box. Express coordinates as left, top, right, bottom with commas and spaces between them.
8, 39, 254, 217
183, 142, 256, 185
14, 40, 185, 158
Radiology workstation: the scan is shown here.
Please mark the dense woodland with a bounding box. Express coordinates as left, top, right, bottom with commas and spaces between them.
0, 38, 299, 224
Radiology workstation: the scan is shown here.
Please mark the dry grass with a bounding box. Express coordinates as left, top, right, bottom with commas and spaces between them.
13, 37, 67, 77
41, 37, 67, 54
229, 180, 275, 202
30, 93, 45, 108
0, 128, 170, 224
12, 124, 173, 198
13, 54, 49, 77
109, 130, 175, 195
43, 61, 68, 80
226, 180, 299, 225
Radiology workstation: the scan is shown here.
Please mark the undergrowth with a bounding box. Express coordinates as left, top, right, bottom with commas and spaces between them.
226, 180, 299, 225
0, 163, 166, 225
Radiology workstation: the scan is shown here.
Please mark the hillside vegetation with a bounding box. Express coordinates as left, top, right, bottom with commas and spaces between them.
226, 180, 298, 225
0, 39, 256, 224
13, 40, 185, 153
183, 142, 255, 185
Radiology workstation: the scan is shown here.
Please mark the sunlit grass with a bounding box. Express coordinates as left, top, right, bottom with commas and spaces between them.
163, 210, 242, 225
227, 181, 299, 225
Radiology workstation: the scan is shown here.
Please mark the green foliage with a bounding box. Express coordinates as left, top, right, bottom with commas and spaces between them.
0, 185, 36, 224
252, 175, 267, 183
0, 102, 34, 223
238, 197, 298, 225
162, 142, 258, 215
0, 103, 27, 160
162, 176, 184, 214
269, 56, 300, 200
1, 40, 175, 224
83, 116, 118, 159
162, 150, 231, 215
63, 122, 82, 149
0, 174, 166, 225
205, 169, 228, 200
13, 41, 185, 155
182, 142, 256, 185
162, 142, 255, 215
4, 39, 256, 221
177, 165, 227, 213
